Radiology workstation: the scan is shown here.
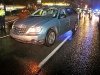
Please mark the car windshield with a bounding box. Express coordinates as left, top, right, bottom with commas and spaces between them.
31, 7, 58, 18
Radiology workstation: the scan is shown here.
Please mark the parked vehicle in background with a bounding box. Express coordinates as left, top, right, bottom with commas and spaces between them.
11, 9, 20, 16
18, 8, 30, 19
10, 6, 79, 47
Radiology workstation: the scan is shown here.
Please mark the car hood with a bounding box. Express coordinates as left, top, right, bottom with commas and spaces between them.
14, 16, 53, 27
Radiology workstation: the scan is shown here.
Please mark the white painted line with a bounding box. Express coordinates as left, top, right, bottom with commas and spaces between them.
38, 35, 71, 68
0, 35, 9, 39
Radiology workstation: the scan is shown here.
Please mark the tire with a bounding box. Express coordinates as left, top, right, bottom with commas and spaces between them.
45, 29, 56, 47
72, 22, 78, 34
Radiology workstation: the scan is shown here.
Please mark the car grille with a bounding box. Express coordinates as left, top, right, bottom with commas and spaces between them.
13, 26, 29, 35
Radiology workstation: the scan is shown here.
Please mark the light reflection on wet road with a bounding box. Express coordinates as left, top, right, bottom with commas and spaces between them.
0, 15, 100, 75
0, 23, 72, 75
38, 15, 100, 75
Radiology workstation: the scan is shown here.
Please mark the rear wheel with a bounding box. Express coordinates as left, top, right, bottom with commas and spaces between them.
45, 29, 56, 47
72, 22, 78, 34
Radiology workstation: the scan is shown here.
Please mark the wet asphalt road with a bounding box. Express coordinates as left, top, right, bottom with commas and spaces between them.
38, 15, 100, 75
0, 15, 100, 75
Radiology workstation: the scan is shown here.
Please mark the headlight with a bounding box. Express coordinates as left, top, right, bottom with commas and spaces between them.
26, 26, 42, 34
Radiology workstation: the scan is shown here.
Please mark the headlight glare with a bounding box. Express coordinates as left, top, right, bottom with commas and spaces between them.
26, 26, 42, 33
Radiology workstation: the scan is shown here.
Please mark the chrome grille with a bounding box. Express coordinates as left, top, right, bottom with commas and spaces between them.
13, 26, 29, 35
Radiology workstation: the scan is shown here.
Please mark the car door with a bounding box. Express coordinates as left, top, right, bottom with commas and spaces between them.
58, 8, 70, 34
65, 8, 75, 30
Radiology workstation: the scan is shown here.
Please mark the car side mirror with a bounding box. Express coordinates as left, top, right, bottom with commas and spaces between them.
58, 14, 66, 19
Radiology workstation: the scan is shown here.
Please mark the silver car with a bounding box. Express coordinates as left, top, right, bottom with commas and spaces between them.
10, 6, 79, 46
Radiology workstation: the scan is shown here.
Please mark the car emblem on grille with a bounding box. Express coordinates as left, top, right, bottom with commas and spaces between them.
20, 24, 23, 28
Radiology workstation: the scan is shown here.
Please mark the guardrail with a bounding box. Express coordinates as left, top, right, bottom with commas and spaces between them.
5, 17, 19, 24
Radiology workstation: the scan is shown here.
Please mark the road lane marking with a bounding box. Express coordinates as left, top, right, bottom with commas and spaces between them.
0, 35, 9, 39
38, 35, 71, 69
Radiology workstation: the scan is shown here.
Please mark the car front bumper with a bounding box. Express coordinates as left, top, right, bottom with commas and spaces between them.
10, 31, 45, 45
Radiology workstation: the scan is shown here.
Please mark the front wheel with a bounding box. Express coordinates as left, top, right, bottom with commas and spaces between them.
44, 29, 56, 47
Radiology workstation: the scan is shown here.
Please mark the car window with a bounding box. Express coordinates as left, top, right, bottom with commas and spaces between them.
60, 9, 66, 15
66, 8, 73, 16
31, 7, 58, 18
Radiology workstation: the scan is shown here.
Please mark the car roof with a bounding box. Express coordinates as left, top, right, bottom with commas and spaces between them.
43, 5, 74, 9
